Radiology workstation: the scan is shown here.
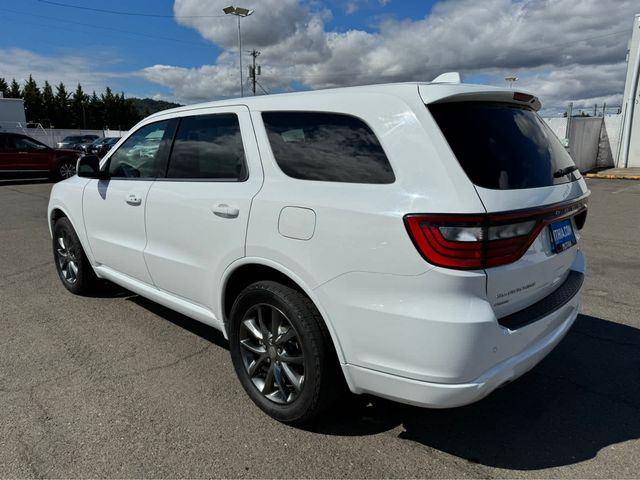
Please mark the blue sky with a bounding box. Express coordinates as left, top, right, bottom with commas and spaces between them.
0, 0, 636, 113
0, 0, 437, 98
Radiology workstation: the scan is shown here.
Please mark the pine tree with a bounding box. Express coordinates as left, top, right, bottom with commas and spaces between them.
22, 75, 42, 123
87, 91, 102, 129
54, 82, 70, 127
70, 83, 87, 128
8, 79, 21, 98
0, 78, 8, 97
41, 81, 55, 127
101, 86, 115, 129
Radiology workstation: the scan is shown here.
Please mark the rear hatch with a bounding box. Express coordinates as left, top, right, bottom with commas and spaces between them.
420, 88, 589, 320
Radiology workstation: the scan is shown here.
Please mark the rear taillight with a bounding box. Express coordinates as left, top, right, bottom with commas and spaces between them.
404, 200, 587, 270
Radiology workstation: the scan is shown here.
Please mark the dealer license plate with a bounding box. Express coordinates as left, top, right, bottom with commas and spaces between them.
549, 219, 576, 253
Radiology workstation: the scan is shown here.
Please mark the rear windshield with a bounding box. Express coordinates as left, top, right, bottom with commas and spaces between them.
428, 102, 576, 190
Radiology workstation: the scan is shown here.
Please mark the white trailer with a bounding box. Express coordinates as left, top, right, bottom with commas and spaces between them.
0, 97, 27, 129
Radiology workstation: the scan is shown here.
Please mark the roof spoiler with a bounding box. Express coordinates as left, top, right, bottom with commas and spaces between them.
431, 72, 463, 84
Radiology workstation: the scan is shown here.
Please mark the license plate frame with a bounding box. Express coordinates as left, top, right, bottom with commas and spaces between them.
549, 218, 577, 253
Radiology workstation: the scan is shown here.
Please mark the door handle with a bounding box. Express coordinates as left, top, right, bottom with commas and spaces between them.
126, 193, 142, 206
212, 204, 239, 219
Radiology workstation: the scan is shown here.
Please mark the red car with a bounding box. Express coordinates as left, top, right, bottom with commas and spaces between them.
0, 132, 81, 181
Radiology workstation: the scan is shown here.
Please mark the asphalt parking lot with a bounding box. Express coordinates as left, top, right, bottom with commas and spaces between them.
0, 177, 638, 478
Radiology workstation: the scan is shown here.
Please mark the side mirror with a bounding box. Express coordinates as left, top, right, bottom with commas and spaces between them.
77, 155, 108, 179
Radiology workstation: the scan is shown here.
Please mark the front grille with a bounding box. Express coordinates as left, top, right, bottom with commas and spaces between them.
498, 270, 584, 330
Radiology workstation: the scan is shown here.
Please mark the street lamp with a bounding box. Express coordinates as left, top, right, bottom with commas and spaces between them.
223, 5, 254, 97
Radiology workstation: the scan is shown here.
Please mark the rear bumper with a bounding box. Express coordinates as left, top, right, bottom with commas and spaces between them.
344, 300, 578, 408
316, 249, 585, 408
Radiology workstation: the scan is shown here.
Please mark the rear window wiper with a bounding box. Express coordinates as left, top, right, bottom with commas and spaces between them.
553, 165, 579, 178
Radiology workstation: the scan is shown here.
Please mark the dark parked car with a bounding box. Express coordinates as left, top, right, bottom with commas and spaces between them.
86, 136, 120, 157
57, 135, 100, 150
0, 132, 80, 180
80, 137, 104, 154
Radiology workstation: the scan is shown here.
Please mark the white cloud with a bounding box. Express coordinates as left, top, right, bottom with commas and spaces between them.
141, 0, 638, 110
0, 48, 125, 94
173, 0, 321, 49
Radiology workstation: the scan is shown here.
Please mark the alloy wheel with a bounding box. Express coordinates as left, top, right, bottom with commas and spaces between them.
239, 304, 305, 404
56, 232, 79, 284
59, 162, 76, 179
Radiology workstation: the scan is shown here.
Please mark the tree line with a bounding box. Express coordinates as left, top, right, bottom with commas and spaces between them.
0, 75, 142, 130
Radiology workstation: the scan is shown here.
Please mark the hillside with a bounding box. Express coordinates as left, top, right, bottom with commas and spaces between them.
130, 97, 182, 117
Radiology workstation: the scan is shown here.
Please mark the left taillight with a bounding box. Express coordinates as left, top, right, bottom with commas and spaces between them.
404, 200, 587, 270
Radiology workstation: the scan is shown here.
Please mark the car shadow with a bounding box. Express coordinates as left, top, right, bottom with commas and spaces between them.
127, 294, 229, 350
311, 314, 640, 470
91, 289, 640, 471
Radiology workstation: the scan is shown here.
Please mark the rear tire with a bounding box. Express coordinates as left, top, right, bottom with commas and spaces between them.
52, 217, 99, 295
229, 281, 343, 424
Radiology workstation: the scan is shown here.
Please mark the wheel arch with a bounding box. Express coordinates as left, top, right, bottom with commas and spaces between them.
49, 202, 97, 267
220, 258, 349, 368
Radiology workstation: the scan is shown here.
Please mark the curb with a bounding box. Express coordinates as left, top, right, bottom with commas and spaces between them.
585, 173, 640, 180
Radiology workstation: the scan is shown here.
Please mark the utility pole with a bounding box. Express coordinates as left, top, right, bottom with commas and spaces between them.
248, 49, 261, 96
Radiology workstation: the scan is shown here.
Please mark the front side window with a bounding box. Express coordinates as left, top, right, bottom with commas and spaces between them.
166, 114, 247, 180
108, 120, 172, 178
262, 111, 395, 184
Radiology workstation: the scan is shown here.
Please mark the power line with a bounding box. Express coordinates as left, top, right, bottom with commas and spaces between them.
0, 8, 214, 49
37, 0, 227, 19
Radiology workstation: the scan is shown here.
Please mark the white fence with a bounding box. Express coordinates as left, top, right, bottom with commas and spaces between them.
542, 115, 621, 172
0, 124, 127, 147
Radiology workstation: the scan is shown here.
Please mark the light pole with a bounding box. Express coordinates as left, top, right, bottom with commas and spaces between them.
223, 5, 254, 97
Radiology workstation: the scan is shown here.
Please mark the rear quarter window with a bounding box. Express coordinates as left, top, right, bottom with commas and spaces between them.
262, 111, 395, 184
428, 102, 577, 190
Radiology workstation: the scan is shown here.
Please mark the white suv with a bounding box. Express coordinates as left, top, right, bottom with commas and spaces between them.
48, 80, 589, 424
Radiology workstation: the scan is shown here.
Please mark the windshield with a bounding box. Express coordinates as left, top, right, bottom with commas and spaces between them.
428, 102, 577, 190
63, 136, 83, 142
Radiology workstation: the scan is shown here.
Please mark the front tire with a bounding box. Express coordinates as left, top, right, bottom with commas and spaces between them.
229, 281, 342, 424
52, 217, 98, 295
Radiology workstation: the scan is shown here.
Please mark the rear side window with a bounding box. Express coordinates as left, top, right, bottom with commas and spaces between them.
429, 102, 576, 189
262, 112, 394, 184
167, 114, 246, 181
